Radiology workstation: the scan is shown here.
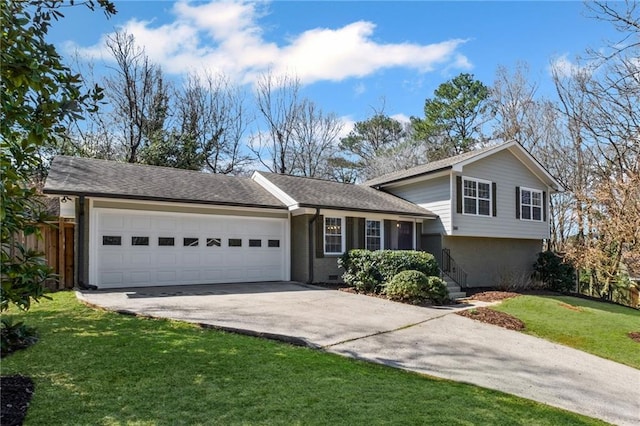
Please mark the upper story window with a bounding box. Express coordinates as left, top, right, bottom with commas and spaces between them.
324, 217, 344, 255
463, 177, 492, 216
365, 220, 382, 251
520, 188, 543, 221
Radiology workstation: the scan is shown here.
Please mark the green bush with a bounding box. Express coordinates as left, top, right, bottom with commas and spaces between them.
533, 251, 575, 293
424, 276, 449, 304
385, 270, 429, 303
338, 250, 383, 293
339, 250, 439, 293
1, 318, 38, 357
384, 272, 449, 305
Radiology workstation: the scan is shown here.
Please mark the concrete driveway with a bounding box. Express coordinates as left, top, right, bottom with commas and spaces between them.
78, 281, 640, 426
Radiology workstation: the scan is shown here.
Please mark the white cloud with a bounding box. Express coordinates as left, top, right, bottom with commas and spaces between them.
353, 82, 366, 96
338, 116, 356, 139
390, 113, 411, 124
549, 54, 586, 78
71, 0, 471, 86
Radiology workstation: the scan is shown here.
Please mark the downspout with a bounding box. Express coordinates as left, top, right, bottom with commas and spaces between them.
308, 208, 320, 284
76, 195, 86, 289
76, 195, 97, 290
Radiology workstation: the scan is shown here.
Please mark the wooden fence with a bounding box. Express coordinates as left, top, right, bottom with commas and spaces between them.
13, 220, 75, 290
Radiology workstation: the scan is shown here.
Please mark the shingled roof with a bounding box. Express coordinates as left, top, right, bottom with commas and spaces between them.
364, 143, 501, 187
365, 141, 562, 191
44, 156, 287, 209
256, 172, 435, 217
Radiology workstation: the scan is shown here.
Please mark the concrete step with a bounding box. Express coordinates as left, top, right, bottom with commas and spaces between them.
448, 291, 467, 300
442, 276, 466, 299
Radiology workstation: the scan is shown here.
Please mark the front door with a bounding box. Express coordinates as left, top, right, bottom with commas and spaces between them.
397, 221, 413, 250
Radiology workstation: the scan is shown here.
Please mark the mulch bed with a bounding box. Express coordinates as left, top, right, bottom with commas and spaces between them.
468, 291, 521, 302
457, 307, 526, 330
1, 375, 34, 426
628, 332, 640, 343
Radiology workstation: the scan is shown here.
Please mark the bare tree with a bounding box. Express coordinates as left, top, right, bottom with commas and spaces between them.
251, 72, 301, 174
290, 99, 343, 178
490, 63, 539, 146
176, 72, 252, 174
103, 30, 169, 163
556, 0, 640, 300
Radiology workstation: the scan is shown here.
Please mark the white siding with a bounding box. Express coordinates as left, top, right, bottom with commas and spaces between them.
386, 176, 451, 234
454, 149, 549, 239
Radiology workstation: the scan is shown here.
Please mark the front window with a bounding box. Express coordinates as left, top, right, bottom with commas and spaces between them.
324, 217, 344, 255
365, 220, 382, 251
463, 177, 491, 216
521, 188, 543, 221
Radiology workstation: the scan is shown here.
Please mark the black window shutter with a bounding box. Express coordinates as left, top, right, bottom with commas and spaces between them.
383, 220, 392, 249
492, 182, 497, 217
543, 191, 547, 222
416, 222, 423, 250
515, 187, 521, 219
345, 217, 354, 251
315, 215, 324, 258
357, 218, 365, 249
456, 176, 462, 214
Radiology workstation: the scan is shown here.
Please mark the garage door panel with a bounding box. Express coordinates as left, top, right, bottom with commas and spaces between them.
102, 215, 125, 230
157, 271, 177, 282
130, 271, 151, 284
130, 253, 151, 265
181, 253, 202, 266
101, 271, 124, 285
130, 216, 151, 230
152, 217, 177, 230
157, 253, 178, 265
182, 270, 201, 282
94, 208, 287, 288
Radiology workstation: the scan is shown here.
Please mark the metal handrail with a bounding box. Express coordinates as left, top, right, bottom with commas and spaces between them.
441, 248, 468, 289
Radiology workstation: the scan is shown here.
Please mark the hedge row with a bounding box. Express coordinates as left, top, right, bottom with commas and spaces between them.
338, 249, 439, 294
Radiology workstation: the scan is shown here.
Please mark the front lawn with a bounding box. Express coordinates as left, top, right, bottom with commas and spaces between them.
494, 294, 640, 369
1, 292, 604, 425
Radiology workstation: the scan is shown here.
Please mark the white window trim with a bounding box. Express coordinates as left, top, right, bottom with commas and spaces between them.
462, 177, 492, 217
324, 216, 346, 255
365, 219, 384, 251
520, 187, 544, 222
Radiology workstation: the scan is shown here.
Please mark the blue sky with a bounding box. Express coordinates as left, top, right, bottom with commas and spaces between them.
49, 0, 617, 129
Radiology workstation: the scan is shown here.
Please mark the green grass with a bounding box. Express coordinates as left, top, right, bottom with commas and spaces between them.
2, 292, 605, 425
494, 294, 640, 369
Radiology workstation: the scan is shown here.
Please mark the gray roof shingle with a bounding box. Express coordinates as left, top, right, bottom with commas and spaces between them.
258, 172, 435, 217
364, 143, 503, 187
44, 156, 287, 209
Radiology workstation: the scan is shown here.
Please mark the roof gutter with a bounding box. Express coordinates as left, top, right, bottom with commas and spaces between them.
308, 208, 321, 284
41, 190, 288, 211
366, 165, 453, 188
294, 203, 436, 219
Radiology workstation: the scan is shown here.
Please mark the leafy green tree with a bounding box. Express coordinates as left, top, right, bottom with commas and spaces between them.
411, 73, 490, 159
1, 0, 116, 312
339, 113, 407, 179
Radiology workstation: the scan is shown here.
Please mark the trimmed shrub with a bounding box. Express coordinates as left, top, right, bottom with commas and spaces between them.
385, 270, 429, 303
339, 250, 439, 293
338, 250, 384, 293
533, 251, 575, 293
376, 250, 439, 281
424, 276, 449, 304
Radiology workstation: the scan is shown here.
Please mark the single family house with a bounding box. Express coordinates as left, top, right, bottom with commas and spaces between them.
43, 140, 561, 296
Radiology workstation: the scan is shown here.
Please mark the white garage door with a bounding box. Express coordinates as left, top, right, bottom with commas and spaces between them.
91, 208, 288, 288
